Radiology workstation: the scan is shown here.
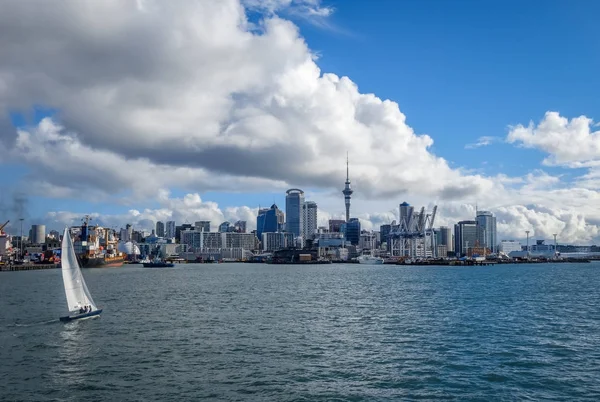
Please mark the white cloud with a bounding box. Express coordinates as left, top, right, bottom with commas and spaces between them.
0, 0, 494, 202
1, 1, 600, 245
464, 136, 502, 149
507, 111, 600, 167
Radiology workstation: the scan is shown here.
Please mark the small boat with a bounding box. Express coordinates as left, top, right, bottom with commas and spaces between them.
357, 254, 385, 265
142, 257, 175, 268
59, 228, 102, 322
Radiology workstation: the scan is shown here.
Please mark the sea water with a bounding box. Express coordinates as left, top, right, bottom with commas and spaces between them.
1, 263, 600, 401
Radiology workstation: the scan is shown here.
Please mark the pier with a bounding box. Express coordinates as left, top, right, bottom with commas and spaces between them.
0, 263, 58, 272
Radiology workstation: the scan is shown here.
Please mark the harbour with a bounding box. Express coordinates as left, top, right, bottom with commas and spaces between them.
2, 262, 600, 401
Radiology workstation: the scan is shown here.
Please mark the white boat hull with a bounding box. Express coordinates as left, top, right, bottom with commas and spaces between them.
357, 256, 384, 264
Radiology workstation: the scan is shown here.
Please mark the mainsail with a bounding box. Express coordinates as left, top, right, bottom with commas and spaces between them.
61, 227, 97, 312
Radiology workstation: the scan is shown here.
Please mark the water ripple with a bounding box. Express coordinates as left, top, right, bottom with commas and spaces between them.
1, 263, 600, 400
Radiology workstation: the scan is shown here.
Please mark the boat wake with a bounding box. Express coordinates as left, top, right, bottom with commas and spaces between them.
9, 319, 58, 328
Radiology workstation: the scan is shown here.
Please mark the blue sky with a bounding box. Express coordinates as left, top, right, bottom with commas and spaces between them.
294, 0, 599, 174
2, 0, 600, 241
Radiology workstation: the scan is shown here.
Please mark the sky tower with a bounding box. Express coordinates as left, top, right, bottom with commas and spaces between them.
342, 153, 353, 222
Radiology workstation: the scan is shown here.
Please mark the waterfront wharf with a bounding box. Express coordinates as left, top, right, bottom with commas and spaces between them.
0, 263, 58, 272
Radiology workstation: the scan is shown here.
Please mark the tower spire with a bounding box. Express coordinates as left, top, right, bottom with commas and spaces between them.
346, 151, 349, 181
342, 152, 353, 222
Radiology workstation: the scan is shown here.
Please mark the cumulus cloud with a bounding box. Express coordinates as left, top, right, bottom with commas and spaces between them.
507, 111, 600, 167
0, 0, 492, 202
1, 1, 600, 244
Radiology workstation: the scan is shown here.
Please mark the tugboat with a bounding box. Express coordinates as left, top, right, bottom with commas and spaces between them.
72, 216, 125, 268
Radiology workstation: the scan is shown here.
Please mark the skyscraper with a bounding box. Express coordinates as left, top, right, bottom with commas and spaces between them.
256, 204, 285, 239
454, 220, 477, 257
302, 201, 318, 240
156, 221, 165, 237
345, 218, 361, 245
437, 226, 454, 252
342, 154, 353, 222
166, 221, 176, 239
285, 189, 305, 237
476, 210, 497, 253
218, 221, 231, 232
399, 202, 414, 230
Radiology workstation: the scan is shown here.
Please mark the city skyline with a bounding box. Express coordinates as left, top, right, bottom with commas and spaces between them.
1, 1, 600, 245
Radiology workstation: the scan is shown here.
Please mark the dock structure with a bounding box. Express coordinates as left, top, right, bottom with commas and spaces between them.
0, 263, 58, 272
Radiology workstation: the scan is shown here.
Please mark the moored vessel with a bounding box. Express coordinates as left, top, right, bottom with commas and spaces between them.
142, 256, 175, 268
72, 216, 124, 268
357, 253, 385, 265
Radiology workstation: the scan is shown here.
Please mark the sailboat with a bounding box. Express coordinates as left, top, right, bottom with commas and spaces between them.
59, 227, 102, 322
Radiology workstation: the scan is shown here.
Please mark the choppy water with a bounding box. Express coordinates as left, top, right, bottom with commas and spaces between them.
1, 263, 600, 401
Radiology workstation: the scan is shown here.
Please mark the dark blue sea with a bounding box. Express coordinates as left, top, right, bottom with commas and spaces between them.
2, 262, 600, 401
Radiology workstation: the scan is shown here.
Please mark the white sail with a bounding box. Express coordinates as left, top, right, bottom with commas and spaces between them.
61, 228, 97, 312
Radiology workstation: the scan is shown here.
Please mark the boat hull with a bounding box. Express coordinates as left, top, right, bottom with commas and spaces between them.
357, 258, 385, 264
79, 256, 124, 268
60, 309, 103, 322
142, 262, 175, 268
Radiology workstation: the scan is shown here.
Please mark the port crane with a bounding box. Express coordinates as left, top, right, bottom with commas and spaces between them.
0, 220, 9, 235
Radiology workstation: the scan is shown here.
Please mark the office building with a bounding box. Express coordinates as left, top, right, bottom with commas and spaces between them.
256, 204, 285, 240
166, 221, 176, 239
436, 226, 454, 253
476, 210, 497, 253
285, 189, 305, 238
156, 221, 165, 237
454, 220, 477, 257
345, 218, 361, 245
302, 201, 318, 240
399, 202, 414, 229
380, 224, 392, 249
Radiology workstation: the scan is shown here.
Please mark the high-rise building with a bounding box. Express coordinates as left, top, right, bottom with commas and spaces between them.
195, 221, 210, 232
256, 204, 284, 240
380, 224, 392, 248
234, 220, 247, 233
399, 202, 414, 229
260, 232, 295, 251
454, 220, 477, 257
156, 221, 165, 237
436, 226, 454, 252
476, 210, 497, 253
30, 224, 46, 244
218, 221, 231, 232
285, 189, 305, 238
329, 219, 345, 233
302, 201, 318, 240
345, 218, 361, 245
342, 154, 353, 222
166, 221, 176, 239
176, 224, 193, 243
